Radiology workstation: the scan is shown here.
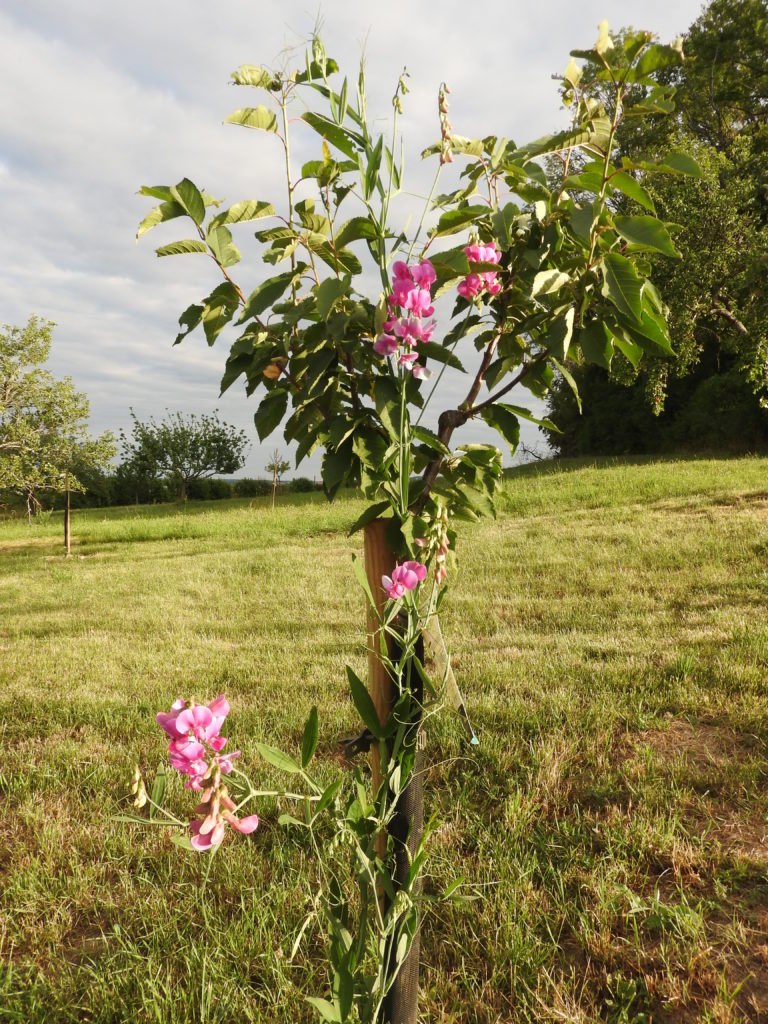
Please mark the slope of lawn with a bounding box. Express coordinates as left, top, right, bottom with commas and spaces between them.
2, 455, 768, 1022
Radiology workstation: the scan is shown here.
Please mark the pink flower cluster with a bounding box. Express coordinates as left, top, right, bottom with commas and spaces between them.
382, 560, 428, 600
457, 242, 502, 300
374, 260, 436, 379
157, 695, 258, 851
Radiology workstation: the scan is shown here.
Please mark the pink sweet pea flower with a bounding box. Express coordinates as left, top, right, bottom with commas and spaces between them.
457, 274, 484, 299
411, 364, 432, 380
190, 818, 226, 850
399, 351, 419, 367
217, 751, 240, 774
403, 560, 428, 582
175, 705, 214, 740
411, 260, 436, 287
224, 812, 259, 834
382, 562, 423, 599
373, 334, 399, 357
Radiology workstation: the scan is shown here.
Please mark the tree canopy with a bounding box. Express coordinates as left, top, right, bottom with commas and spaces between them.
546, 0, 768, 456
0, 316, 116, 516
119, 410, 249, 501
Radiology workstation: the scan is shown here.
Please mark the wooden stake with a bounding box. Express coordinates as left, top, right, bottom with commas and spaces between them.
64, 473, 71, 557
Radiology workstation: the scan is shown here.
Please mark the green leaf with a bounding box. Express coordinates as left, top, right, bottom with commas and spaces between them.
301, 706, 319, 768
206, 224, 241, 268
498, 403, 559, 431
481, 405, 520, 456
540, 306, 575, 360
171, 834, 196, 851
169, 179, 206, 226
311, 243, 362, 277
551, 357, 582, 412
662, 151, 701, 177
531, 270, 571, 297
241, 270, 297, 320
614, 216, 678, 257
346, 667, 385, 740
334, 217, 380, 248
155, 239, 208, 257
374, 377, 399, 442
634, 43, 683, 77
418, 342, 465, 372
148, 766, 167, 820
432, 206, 488, 238
202, 283, 239, 345
601, 253, 643, 322
256, 743, 301, 774
315, 276, 349, 320
348, 500, 390, 536
254, 389, 288, 440
213, 200, 275, 226
306, 997, 342, 1022
351, 553, 377, 610
608, 171, 655, 213
302, 112, 363, 159
578, 321, 614, 370
136, 200, 185, 240
225, 106, 278, 133
612, 332, 643, 368
231, 64, 275, 89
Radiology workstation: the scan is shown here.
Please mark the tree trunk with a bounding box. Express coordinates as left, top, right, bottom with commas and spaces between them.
363, 520, 423, 1024
64, 473, 71, 556
179, 479, 187, 502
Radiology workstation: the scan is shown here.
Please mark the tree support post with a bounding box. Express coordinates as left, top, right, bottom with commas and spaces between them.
64, 473, 71, 557
364, 520, 424, 1024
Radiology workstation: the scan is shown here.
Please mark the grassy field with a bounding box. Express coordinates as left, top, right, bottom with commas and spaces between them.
2, 456, 768, 1023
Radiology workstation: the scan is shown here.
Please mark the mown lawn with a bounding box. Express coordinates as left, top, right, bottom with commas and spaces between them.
2, 456, 768, 1023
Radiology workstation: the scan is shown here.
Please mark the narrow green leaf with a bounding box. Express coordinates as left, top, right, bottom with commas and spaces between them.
225, 106, 278, 133
301, 706, 319, 768
346, 667, 385, 740
551, 356, 582, 412
351, 554, 377, 612
171, 834, 195, 851
497, 403, 560, 431
302, 112, 363, 159
149, 767, 166, 820
155, 239, 208, 257
306, 997, 342, 1022
256, 743, 301, 774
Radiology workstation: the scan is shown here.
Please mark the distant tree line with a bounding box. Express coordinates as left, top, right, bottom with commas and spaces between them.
546, 0, 768, 456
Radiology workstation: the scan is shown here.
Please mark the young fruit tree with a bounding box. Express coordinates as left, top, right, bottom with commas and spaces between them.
133, 23, 695, 1023
0, 316, 116, 548
119, 410, 249, 501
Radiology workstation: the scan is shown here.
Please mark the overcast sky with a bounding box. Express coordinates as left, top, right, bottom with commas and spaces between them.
0, 0, 705, 477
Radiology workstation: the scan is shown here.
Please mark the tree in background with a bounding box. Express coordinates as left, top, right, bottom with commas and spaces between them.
0, 317, 116, 538
265, 447, 290, 509
546, 0, 768, 455
119, 410, 249, 501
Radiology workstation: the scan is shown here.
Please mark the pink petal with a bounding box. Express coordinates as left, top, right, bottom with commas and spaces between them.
208, 695, 230, 719
175, 706, 213, 735
156, 712, 179, 738
226, 812, 259, 834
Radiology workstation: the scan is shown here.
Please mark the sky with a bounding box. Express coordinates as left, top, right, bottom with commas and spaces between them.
0, 0, 705, 478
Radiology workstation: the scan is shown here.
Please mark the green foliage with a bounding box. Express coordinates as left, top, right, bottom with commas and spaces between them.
0, 316, 116, 516
119, 410, 248, 501
547, 0, 768, 454
138, 24, 690, 550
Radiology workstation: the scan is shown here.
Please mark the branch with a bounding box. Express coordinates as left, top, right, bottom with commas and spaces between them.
710, 304, 749, 338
